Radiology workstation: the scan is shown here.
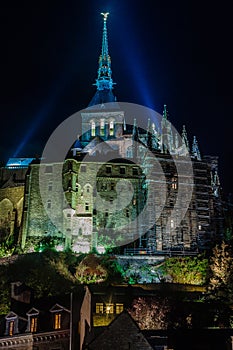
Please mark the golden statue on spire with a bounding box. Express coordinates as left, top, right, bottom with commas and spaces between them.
101, 12, 109, 21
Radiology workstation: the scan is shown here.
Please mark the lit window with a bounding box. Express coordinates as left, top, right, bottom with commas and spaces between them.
54, 313, 61, 330
171, 177, 178, 189
109, 121, 114, 136
116, 303, 124, 314
30, 317, 37, 333
100, 119, 105, 136
47, 200, 51, 209
85, 203, 89, 211
105, 303, 114, 314
171, 219, 174, 228
198, 224, 202, 230
96, 303, 104, 314
91, 122, 96, 137
9, 321, 14, 336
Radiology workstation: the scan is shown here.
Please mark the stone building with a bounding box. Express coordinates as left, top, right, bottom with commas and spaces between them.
0, 13, 224, 255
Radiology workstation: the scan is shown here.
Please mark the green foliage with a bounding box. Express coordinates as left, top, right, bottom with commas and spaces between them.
207, 242, 233, 304
161, 255, 209, 285
0, 266, 10, 315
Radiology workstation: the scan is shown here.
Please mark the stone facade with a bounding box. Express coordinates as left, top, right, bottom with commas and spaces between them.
0, 14, 224, 255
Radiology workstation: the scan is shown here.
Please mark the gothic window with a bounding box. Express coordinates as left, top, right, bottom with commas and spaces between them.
30, 317, 38, 333
109, 121, 114, 136
116, 303, 124, 314
100, 119, 105, 136
47, 200, 51, 209
91, 122, 96, 137
54, 313, 61, 330
96, 303, 104, 314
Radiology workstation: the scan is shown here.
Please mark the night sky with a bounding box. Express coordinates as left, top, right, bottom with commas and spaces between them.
0, 0, 232, 197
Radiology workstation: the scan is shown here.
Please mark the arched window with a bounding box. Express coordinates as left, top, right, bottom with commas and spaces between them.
109, 120, 114, 136
91, 121, 96, 137
100, 119, 105, 136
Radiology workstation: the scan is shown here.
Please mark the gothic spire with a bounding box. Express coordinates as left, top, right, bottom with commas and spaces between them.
192, 136, 201, 160
182, 125, 190, 152
95, 12, 115, 91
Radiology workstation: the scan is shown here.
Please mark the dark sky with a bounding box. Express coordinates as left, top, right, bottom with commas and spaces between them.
0, 0, 232, 196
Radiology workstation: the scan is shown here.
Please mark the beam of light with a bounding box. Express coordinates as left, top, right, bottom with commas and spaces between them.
13, 66, 74, 158
113, 13, 156, 111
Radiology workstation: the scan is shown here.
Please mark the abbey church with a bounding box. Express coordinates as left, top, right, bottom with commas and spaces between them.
0, 13, 224, 255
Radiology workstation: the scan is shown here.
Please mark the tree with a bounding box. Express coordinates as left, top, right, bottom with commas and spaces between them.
207, 242, 233, 304
128, 296, 170, 330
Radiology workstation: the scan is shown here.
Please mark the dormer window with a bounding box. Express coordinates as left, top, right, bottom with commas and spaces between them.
26, 307, 39, 333
5, 311, 18, 336
49, 303, 69, 331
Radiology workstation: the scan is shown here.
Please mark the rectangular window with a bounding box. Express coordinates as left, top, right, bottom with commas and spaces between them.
30, 317, 38, 332
120, 166, 126, 175
48, 182, 53, 191
85, 203, 89, 211
171, 178, 178, 189
106, 165, 112, 174
80, 164, 86, 172
9, 321, 14, 336
45, 165, 53, 173
54, 313, 61, 330
105, 303, 114, 314
110, 182, 115, 190
132, 167, 138, 175
96, 303, 104, 314
116, 303, 124, 314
